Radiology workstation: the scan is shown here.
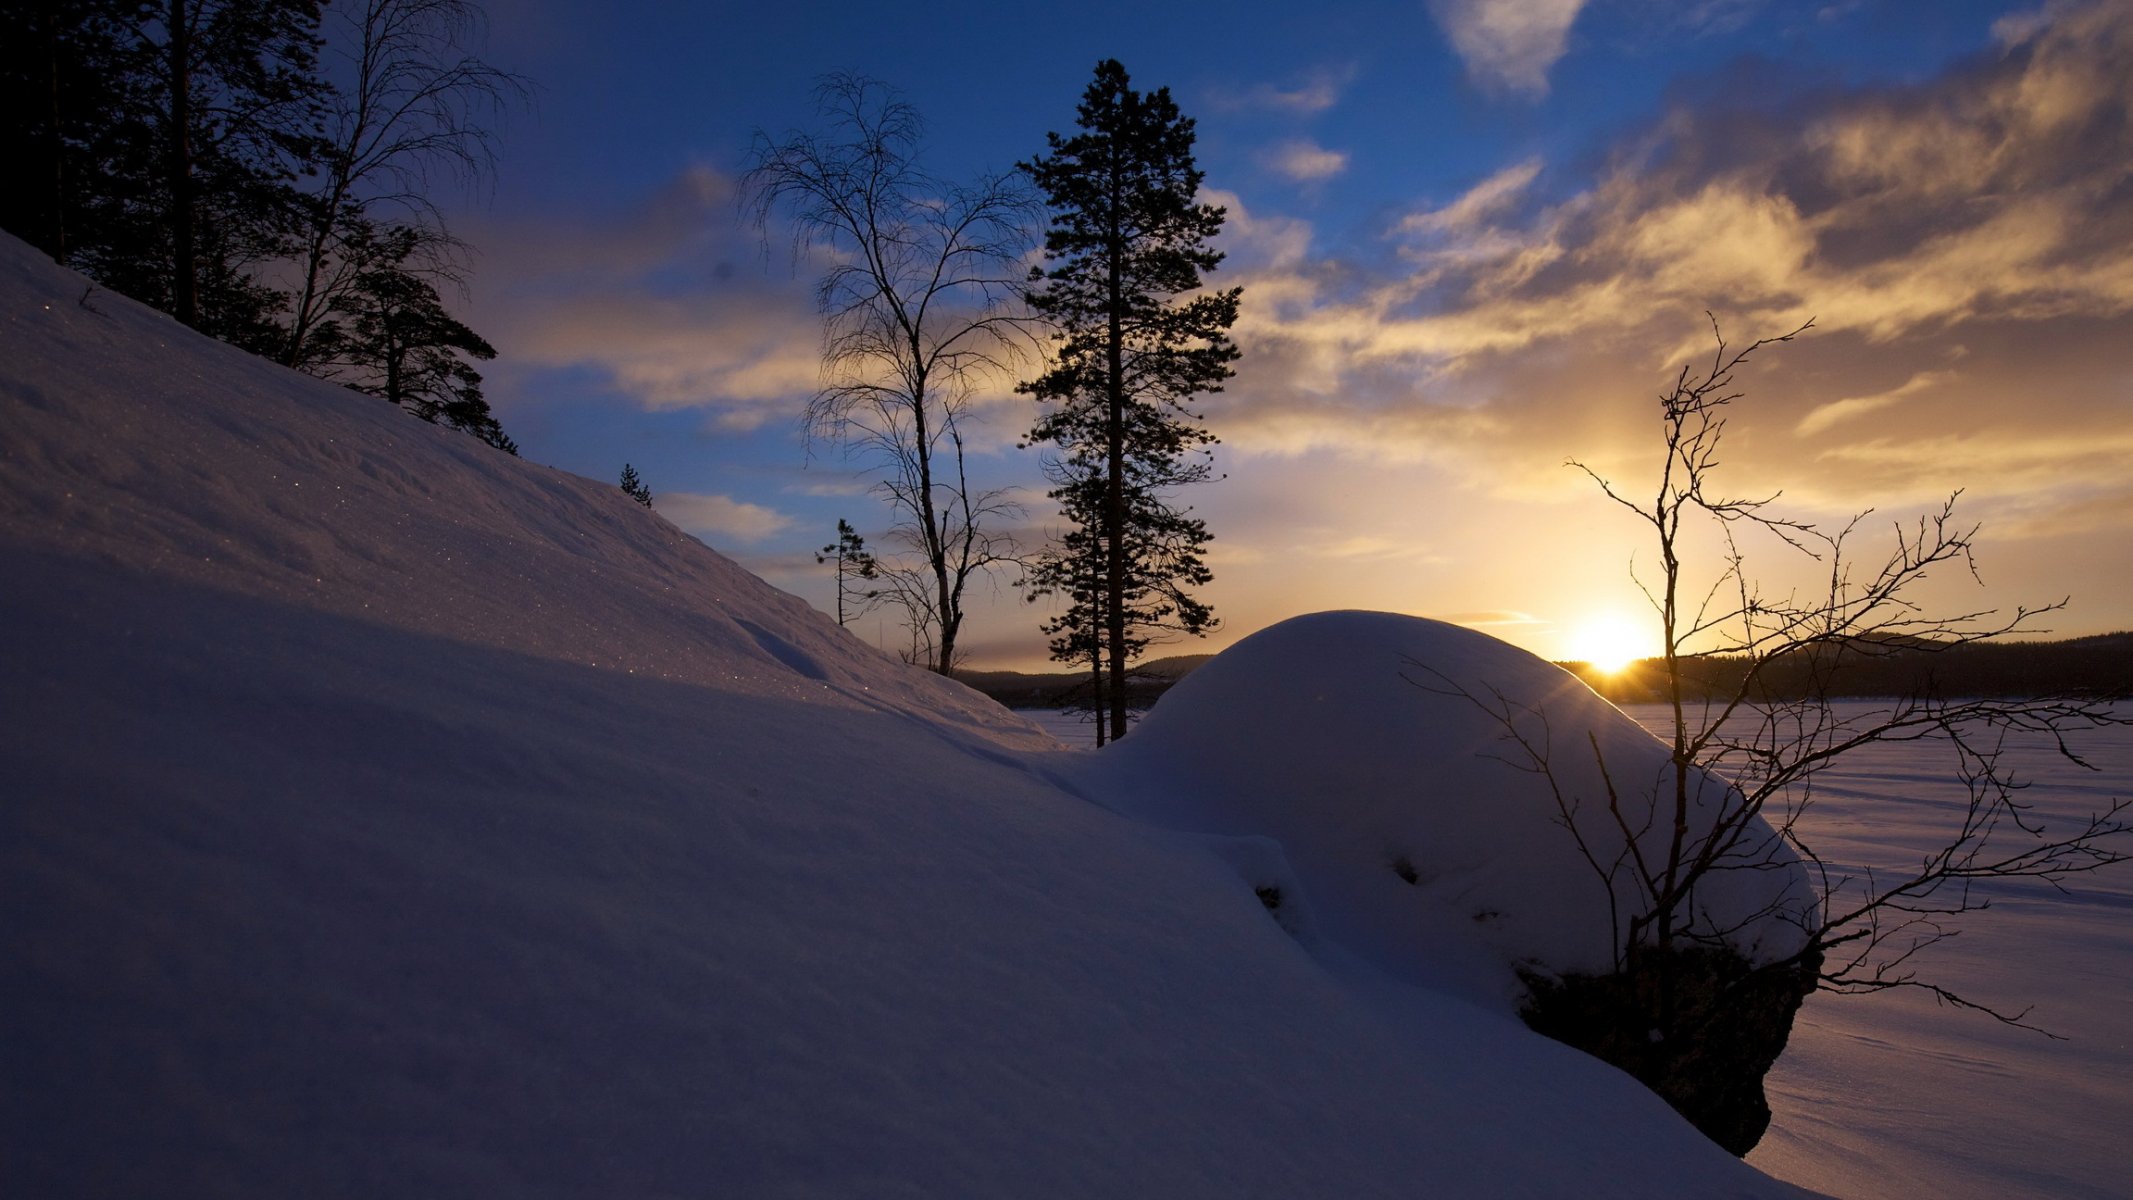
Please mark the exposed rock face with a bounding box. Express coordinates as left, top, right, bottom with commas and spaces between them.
1520, 944, 1823, 1156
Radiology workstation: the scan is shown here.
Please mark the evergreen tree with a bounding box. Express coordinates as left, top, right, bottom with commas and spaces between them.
2, 0, 516, 395
1024, 461, 1111, 744
71, 0, 325, 344
314, 220, 515, 452
619, 463, 652, 507
0, 0, 134, 262
1020, 59, 1239, 743
816, 518, 882, 628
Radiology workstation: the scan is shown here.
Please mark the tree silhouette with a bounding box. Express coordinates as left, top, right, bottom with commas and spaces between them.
619, 462, 651, 507
745, 74, 1033, 675
1021, 59, 1238, 742
1424, 318, 2132, 1152
313, 220, 513, 452
282, 0, 524, 372
1, 0, 516, 418
3, 0, 330, 342
816, 518, 882, 628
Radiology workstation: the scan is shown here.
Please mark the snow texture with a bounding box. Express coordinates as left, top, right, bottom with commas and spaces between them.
0, 232, 1815, 1198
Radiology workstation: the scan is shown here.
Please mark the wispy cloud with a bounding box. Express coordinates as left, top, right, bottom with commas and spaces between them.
1434, 610, 1548, 628
1397, 158, 1544, 238
785, 478, 873, 498
656, 491, 797, 544
1795, 370, 1954, 436
1208, 65, 1357, 115
1426, 0, 1588, 97
1313, 533, 1449, 563
1670, 0, 1767, 36
1262, 139, 1351, 182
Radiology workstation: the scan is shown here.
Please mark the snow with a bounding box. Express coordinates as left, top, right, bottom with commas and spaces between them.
1, 230, 1816, 1197
1730, 707, 2133, 1200
1080, 611, 1816, 1003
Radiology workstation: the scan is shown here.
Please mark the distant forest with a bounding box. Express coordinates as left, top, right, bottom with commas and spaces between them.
957, 655, 1212, 710
961, 635, 2133, 711
1564, 632, 2133, 704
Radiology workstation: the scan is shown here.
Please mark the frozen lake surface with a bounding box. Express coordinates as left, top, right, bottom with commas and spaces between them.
1020, 699, 2133, 1199
1675, 702, 2133, 1200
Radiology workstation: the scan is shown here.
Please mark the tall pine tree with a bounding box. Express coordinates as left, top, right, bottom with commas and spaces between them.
1021, 59, 1239, 743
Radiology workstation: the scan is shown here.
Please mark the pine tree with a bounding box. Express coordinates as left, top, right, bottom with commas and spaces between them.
619, 463, 652, 507
73, 0, 326, 345
1021, 59, 1239, 743
816, 518, 881, 628
1024, 462, 1112, 744
0, 0, 133, 262
2, 0, 516, 390
314, 220, 515, 453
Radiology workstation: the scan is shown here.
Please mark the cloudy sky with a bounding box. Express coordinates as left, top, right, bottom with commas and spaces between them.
450, 0, 2133, 670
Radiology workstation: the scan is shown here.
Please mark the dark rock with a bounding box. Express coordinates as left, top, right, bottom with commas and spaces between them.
1519, 943, 1822, 1156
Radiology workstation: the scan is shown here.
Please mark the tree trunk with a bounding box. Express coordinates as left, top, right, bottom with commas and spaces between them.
1102, 178, 1129, 743
32, 5, 68, 259
908, 366, 957, 676
166, 0, 198, 328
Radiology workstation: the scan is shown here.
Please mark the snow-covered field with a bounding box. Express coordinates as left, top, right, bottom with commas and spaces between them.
8, 223, 2123, 1198
1704, 706, 2133, 1200
1023, 701, 2133, 1199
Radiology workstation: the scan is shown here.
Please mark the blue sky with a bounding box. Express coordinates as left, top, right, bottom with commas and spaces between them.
443, 0, 2133, 669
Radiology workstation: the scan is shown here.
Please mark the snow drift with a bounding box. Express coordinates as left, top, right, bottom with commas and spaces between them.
0, 232, 1817, 1197
1085, 611, 1817, 1004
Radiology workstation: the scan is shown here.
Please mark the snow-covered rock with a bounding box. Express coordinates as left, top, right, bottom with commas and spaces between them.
1084, 611, 1818, 1005
0, 231, 1818, 1198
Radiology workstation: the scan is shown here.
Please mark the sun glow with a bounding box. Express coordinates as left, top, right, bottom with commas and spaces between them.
1567, 613, 1653, 674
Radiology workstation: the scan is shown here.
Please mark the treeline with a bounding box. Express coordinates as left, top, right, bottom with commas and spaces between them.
955, 654, 1212, 711
969, 635, 2133, 711
1569, 633, 2133, 703
1, 0, 521, 450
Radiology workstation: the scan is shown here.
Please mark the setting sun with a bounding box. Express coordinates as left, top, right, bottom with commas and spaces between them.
1567, 613, 1654, 674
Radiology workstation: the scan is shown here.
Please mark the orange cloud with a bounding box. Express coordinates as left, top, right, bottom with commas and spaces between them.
655, 492, 797, 544
467, 165, 824, 423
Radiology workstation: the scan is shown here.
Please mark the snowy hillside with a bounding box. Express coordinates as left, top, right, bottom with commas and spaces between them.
0, 232, 1815, 1198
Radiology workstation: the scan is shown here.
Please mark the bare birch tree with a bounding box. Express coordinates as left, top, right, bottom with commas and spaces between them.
746, 74, 1033, 674
283, 0, 525, 371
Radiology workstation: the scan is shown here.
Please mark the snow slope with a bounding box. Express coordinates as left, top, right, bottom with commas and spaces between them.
0, 232, 1814, 1198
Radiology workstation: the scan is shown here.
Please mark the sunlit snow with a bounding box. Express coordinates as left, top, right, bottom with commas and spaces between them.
16, 222, 2109, 1198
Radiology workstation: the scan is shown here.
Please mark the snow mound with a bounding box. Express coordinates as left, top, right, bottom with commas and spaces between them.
0, 232, 1817, 1198
1091, 611, 1816, 998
